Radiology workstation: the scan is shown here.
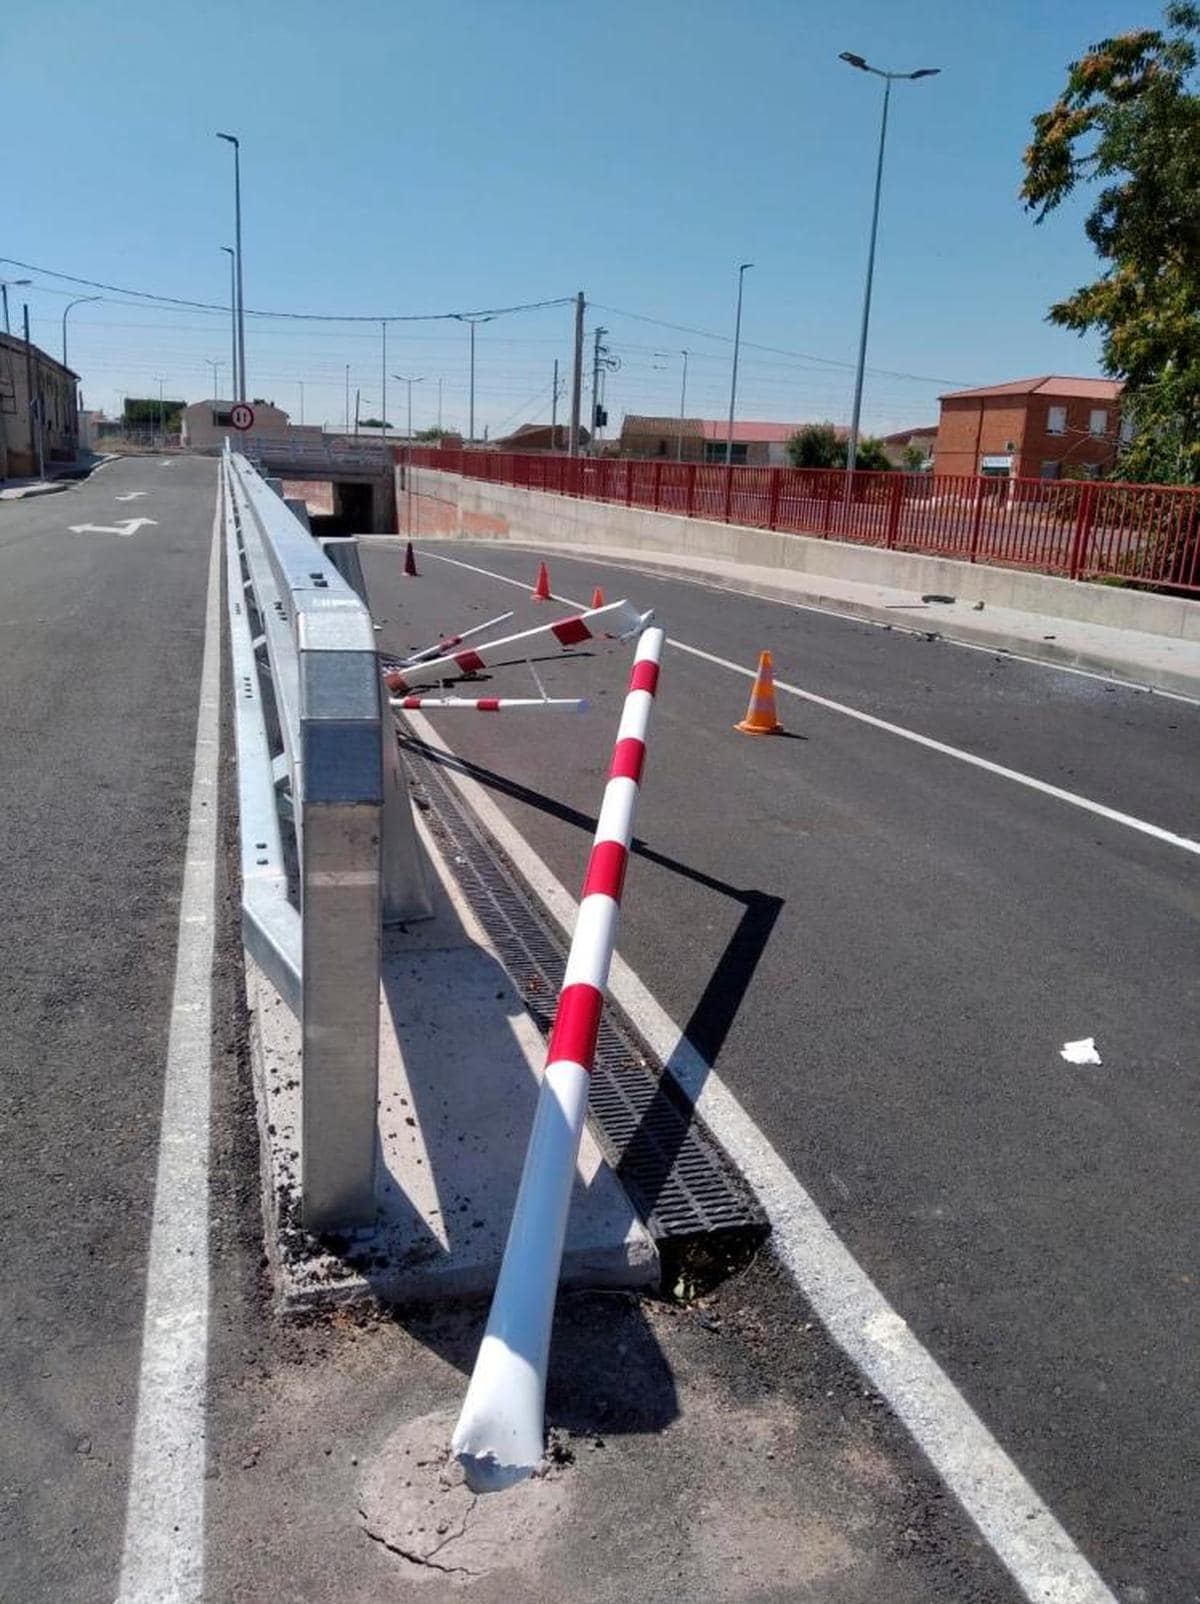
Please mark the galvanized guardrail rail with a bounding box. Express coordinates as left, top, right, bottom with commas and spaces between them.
222, 445, 429, 1230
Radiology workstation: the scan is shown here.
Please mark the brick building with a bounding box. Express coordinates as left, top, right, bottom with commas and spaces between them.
619, 416, 803, 466
0, 332, 79, 479
933, 376, 1125, 481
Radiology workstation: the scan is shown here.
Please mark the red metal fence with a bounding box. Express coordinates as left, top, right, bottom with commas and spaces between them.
406, 447, 1200, 594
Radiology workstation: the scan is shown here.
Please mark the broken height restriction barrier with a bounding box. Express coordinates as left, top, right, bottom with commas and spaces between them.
451, 624, 666, 1493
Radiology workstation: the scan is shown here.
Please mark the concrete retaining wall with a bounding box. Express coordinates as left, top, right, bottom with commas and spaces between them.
400, 466, 1200, 644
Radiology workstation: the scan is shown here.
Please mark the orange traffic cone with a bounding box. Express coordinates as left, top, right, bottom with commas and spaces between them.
735, 650, 783, 735
403, 540, 419, 578
531, 560, 551, 602
591, 584, 606, 609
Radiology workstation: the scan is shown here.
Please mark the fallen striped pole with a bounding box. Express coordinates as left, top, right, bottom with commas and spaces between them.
383, 599, 651, 692
399, 610, 514, 667
451, 624, 665, 1493
391, 695, 588, 711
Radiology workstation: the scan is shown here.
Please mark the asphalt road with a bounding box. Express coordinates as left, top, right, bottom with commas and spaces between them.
0, 455, 219, 1602
363, 538, 1200, 1602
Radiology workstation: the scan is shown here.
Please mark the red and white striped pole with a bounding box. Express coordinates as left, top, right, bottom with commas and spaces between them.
451, 625, 665, 1493
391, 695, 588, 712
383, 599, 651, 692
399, 610, 514, 667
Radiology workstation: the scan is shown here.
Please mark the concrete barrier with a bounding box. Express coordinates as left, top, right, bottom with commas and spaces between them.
401, 465, 1200, 646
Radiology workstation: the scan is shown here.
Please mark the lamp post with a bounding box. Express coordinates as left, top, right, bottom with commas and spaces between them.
1, 277, 31, 336
391, 373, 425, 444
454, 313, 496, 444
220, 246, 238, 402
345, 364, 351, 432
658, 349, 690, 460
155, 376, 165, 446
726, 263, 753, 466
61, 296, 100, 369
206, 359, 223, 397
838, 52, 940, 477
216, 132, 246, 401
298, 380, 305, 424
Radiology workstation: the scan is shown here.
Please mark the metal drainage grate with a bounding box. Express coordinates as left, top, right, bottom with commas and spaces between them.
398, 730, 767, 1250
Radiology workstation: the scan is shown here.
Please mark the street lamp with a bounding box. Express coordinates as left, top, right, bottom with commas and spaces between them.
454, 313, 496, 444
1, 277, 30, 336
726, 263, 753, 466
392, 373, 425, 443
657, 349, 690, 460
62, 296, 100, 369
155, 376, 165, 445
216, 132, 246, 401
838, 52, 940, 477
220, 246, 238, 402
206, 358, 223, 397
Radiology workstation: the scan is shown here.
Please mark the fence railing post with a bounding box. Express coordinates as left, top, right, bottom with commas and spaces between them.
1068, 481, 1097, 580
685, 462, 697, 518
822, 473, 834, 538
653, 459, 663, 511
885, 474, 904, 549
723, 465, 734, 524
968, 478, 986, 562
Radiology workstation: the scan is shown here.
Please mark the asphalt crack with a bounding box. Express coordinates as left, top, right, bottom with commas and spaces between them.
360, 1495, 481, 1579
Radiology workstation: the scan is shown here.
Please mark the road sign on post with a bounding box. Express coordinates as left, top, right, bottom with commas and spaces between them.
230, 402, 255, 432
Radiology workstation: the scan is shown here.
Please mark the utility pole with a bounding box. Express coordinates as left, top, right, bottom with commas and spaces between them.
206, 358, 222, 397
354, 388, 361, 436
568, 291, 584, 457
156, 376, 165, 444
298, 380, 305, 424
437, 376, 443, 431
381, 321, 387, 450
550, 358, 559, 450
344, 365, 350, 432
23, 303, 42, 480
677, 350, 689, 460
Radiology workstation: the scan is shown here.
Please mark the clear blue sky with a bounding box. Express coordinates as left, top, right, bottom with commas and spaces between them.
5, 0, 1163, 438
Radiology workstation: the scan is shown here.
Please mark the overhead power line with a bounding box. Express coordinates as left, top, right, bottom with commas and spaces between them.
591, 301, 972, 389
0, 257, 573, 325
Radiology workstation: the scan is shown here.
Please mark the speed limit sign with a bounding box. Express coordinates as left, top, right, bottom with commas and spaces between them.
230, 402, 255, 431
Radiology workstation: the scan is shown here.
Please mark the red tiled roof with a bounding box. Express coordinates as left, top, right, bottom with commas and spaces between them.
697, 420, 799, 443
941, 376, 1123, 401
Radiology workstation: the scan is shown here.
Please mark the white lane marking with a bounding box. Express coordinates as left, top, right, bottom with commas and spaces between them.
115, 491, 149, 502
405, 705, 1119, 1604
116, 485, 222, 1604
419, 548, 1200, 860
69, 517, 157, 538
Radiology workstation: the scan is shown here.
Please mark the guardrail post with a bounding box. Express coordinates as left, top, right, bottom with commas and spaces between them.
1068, 481, 1097, 580
299, 600, 385, 1229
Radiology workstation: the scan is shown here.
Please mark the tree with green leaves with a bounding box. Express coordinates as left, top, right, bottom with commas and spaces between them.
1022, 4, 1200, 484
786, 422, 892, 471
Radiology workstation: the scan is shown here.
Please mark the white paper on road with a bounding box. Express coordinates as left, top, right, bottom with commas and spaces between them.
1060, 1037, 1102, 1066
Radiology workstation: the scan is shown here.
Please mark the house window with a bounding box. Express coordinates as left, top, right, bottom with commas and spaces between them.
705, 441, 747, 464
1040, 460, 1060, 479
213, 410, 233, 426
1120, 417, 1134, 445
1089, 408, 1108, 437
657, 439, 668, 456
1047, 405, 1067, 435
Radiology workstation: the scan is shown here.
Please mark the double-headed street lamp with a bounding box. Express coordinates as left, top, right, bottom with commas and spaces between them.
454, 313, 496, 444
216, 132, 247, 401
220, 246, 238, 400
839, 52, 940, 477
62, 296, 100, 369
391, 373, 425, 443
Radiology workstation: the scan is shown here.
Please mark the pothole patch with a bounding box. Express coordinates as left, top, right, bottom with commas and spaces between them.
359, 1409, 574, 1584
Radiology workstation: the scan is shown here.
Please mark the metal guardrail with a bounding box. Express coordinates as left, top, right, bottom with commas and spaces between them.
222, 446, 430, 1230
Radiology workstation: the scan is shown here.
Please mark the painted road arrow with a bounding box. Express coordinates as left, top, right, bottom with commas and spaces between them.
68, 518, 158, 538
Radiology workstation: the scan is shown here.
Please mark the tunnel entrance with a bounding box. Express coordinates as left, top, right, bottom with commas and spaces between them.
309, 480, 375, 537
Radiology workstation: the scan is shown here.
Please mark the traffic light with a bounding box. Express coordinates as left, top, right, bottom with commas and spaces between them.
593, 405, 608, 428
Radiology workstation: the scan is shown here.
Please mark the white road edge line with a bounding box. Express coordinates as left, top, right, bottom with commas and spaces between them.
419, 547, 1200, 860
116, 482, 222, 1603
404, 704, 1119, 1604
